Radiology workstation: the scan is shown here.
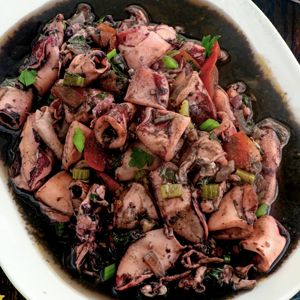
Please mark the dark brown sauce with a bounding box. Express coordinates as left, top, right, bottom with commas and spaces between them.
1, 0, 300, 299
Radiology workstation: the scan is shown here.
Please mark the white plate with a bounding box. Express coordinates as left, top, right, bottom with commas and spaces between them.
0, 0, 300, 300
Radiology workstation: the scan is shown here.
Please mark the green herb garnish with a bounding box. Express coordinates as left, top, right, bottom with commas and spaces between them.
0, 78, 16, 88
49, 94, 55, 100
18, 70, 37, 87
96, 92, 108, 100
201, 35, 221, 58
72, 127, 85, 153
67, 35, 86, 45
176, 34, 185, 42
55, 222, 65, 237
89, 193, 97, 201
128, 147, 154, 169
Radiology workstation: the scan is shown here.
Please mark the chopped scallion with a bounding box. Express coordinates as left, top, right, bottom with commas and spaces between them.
107, 48, 117, 62
202, 184, 219, 199
135, 169, 150, 184
73, 168, 90, 180
63, 73, 84, 87
178, 100, 194, 129
162, 56, 178, 69
199, 119, 220, 132
72, 127, 85, 153
161, 184, 183, 199
103, 263, 116, 281
256, 203, 269, 217
235, 169, 256, 184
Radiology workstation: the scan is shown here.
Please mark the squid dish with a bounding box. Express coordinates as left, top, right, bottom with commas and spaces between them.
2, 3, 292, 299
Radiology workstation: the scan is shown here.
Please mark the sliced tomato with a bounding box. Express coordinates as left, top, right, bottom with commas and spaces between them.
98, 172, 121, 193
200, 41, 220, 99
84, 131, 106, 172
223, 130, 261, 171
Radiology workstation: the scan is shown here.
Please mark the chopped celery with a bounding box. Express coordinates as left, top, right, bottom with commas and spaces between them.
178, 100, 194, 129
256, 203, 269, 217
235, 169, 256, 184
72, 168, 90, 180
161, 184, 183, 198
135, 169, 150, 184
179, 100, 189, 117
202, 184, 219, 199
63, 73, 84, 87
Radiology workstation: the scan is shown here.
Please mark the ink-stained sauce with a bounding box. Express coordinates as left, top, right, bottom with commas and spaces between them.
0, 1, 300, 300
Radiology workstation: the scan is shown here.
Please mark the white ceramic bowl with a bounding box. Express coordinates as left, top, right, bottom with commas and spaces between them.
0, 1, 300, 300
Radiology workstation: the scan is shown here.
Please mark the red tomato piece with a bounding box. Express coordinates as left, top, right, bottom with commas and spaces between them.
223, 130, 261, 171
84, 131, 106, 172
200, 41, 220, 99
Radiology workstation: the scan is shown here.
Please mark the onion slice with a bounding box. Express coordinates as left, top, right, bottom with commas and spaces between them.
143, 251, 166, 278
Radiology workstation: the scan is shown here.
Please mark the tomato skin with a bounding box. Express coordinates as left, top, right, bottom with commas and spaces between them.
200, 41, 220, 99
84, 131, 106, 172
98, 172, 121, 194
223, 130, 261, 171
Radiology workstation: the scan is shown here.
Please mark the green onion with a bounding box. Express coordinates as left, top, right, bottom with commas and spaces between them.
199, 119, 220, 131
72, 127, 85, 153
178, 100, 194, 129
159, 165, 176, 182
235, 169, 256, 184
223, 253, 231, 264
107, 48, 117, 62
256, 203, 269, 217
19, 69, 37, 86
202, 184, 219, 199
167, 50, 180, 57
162, 56, 178, 69
135, 169, 150, 184
179, 100, 189, 117
103, 263, 116, 281
72, 168, 90, 180
161, 184, 183, 199
63, 73, 84, 87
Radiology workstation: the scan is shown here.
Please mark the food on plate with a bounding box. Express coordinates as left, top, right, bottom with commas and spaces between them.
1, 3, 291, 299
